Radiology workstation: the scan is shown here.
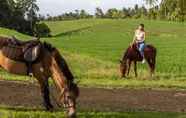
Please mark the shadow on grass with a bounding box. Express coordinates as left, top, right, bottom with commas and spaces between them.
0, 106, 63, 112
53, 26, 91, 37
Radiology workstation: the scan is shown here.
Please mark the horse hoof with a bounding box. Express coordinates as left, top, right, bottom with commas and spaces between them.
45, 105, 54, 111
68, 112, 76, 118
120, 76, 126, 79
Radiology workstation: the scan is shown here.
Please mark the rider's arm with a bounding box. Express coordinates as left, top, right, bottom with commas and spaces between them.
143, 31, 146, 41
132, 30, 137, 44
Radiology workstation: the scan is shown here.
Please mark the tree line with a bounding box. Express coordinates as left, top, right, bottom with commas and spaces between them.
43, 0, 186, 22
0, 0, 185, 37
0, 0, 50, 37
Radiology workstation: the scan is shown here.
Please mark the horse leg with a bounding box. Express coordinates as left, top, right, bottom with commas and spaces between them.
151, 58, 156, 76
37, 77, 53, 111
127, 60, 132, 76
134, 61, 137, 77
146, 58, 154, 77
43, 79, 53, 110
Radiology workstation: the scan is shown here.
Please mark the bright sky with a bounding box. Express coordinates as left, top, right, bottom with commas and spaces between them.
37, 0, 147, 16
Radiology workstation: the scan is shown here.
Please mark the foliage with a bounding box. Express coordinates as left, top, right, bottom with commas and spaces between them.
0, 0, 39, 35
34, 22, 51, 37
44, 10, 93, 21
95, 7, 104, 18
43, 0, 186, 22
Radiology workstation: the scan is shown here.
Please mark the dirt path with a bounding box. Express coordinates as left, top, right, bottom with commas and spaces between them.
0, 80, 186, 112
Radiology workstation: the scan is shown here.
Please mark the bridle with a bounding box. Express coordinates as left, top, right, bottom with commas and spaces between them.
62, 88, 75, 109
54, 84, 76, 110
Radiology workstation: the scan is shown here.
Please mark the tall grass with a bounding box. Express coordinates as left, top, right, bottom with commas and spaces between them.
0, 19, 186, 88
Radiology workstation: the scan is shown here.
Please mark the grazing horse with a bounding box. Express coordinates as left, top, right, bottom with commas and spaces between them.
120, 43, 157, 78
0, 36, 79, 118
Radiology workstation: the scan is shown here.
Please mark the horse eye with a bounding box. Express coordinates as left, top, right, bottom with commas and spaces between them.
66, 95, 71, 99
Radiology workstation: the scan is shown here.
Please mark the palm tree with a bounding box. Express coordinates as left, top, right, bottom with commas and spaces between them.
144, 0, 159, 7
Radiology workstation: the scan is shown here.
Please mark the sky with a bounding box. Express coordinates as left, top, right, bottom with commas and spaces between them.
37, 0, 147, 16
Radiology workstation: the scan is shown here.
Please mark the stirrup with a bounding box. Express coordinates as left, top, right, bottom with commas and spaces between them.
142, 59, 146, 64
28, 72, 33, 77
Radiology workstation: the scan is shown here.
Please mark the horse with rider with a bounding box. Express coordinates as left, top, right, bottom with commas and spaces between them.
120, 24, 157, 78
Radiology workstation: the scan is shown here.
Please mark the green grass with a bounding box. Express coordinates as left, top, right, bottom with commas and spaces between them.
0, 109, 185, 118
1, 19, 186, 117
0, 19, 186, 89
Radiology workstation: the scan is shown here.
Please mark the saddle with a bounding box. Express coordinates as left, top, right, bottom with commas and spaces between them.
130, 43, 143, 60
1, 37, 41, 63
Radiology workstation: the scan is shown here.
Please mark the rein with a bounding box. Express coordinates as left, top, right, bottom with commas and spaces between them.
55, 87, 75, 109
50, 78, 75, 109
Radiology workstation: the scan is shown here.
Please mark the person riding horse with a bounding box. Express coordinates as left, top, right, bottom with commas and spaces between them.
120, 23, 156, 78
131, 24, 146, 63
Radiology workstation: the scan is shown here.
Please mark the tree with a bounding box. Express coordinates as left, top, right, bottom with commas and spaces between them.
145, 0, 186, 22
34, 22, 51, 37
122, 8, 129, 18
105, 8, 121, 19
95, 7, 104, 18
144, 0, 159, 7
140, 6, 148, 18
0, 0, 12, 26
80, 10, 89, 18
0, 0, 40, 35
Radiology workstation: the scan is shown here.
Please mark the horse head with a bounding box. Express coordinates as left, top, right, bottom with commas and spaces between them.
119, 43, 138, 78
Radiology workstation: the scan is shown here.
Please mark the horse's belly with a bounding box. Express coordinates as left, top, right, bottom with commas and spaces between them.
0, 51, 27, 75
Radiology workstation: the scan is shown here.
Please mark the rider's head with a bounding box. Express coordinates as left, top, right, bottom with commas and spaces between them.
138, 24, 144, 31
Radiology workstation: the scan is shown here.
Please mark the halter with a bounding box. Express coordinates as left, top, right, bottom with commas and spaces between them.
55, 86, 75, 110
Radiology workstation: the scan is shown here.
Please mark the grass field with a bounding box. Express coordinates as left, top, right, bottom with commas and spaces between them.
1, 19, 186, 117
0, 109, 185, 118
0, 19, 186, 89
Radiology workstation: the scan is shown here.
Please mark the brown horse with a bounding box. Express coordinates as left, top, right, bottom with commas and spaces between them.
0, 36, 79, 118
120, 43, 157, 78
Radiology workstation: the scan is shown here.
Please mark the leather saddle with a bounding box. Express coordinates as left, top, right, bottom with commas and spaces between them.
1, 37, 41, 63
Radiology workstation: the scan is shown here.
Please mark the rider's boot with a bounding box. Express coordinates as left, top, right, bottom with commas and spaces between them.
142, 59, 145, 64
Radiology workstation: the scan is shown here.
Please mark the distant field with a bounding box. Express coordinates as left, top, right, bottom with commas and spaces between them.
0, 19, 186, 89
1, 19, 186, 117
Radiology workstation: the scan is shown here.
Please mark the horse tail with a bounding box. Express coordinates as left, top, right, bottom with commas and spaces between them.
149, 45, 157, 60
152, 47, 156, 68
146, 44, 157, 71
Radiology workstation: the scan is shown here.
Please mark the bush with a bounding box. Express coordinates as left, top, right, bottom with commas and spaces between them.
34, 22, 51, 37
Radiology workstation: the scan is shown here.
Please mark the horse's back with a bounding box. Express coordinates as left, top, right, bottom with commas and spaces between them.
145, 44, 157, 53
123, 44, 156, 61
144, 44, 157, 59
0, 36, 41, 62
2, 46, 23, 61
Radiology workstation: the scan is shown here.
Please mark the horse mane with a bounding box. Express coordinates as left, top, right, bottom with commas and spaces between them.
43, 42, 79, 97
43, 42, 74, 82
122, 47, 130, 62
43, 42, 56, 52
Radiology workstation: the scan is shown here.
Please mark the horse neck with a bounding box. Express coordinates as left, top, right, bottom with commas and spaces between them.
122, 47, 131, 62
48, 49, 75, 92
53, 49, 74, 82
49, 56, 68, 91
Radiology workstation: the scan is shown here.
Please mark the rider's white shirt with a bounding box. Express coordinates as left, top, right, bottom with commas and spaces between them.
135, 30, 145, 43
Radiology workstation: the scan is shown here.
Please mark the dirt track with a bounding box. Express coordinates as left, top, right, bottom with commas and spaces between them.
0, 80, 186, 112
